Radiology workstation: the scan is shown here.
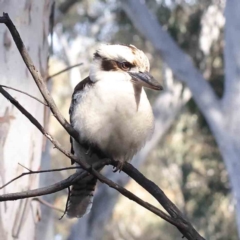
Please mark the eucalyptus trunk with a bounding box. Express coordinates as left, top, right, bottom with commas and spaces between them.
0, 1, 52, 239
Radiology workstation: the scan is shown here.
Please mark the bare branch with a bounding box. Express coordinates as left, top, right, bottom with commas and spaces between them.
0, 87, 174, 226
32, 198, 64, 213
0, 12, 205, 239
47, 63, 83, 80
0, 86, 96, 171
0, 172, 81, 200
18, 163, 33, 172
59, 187, 71, 220
0, 86, 204, 239
122, 162, 204, 240
0, 12, 79, 142
0, 165, 81, 190
0, 84, 47, 106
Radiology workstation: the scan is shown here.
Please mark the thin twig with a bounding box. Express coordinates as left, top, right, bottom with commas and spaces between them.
0, 90, 203, 239
0, 12, 79, 141
0, 165, 81, 190
59, 186, 71, 220
32, 198, 64, 213
0, 168, 98, 201
0, 85, 47, 106
0, 87, 175, 226
18, 163, 33, 172
47, 63, 83, 80
0, 13, 205, 240
0, 86, 90, 169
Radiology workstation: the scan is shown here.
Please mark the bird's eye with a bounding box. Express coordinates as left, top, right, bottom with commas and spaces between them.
119, 62, 132, 71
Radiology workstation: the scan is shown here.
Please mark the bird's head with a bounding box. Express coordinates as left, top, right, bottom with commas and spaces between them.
90, 44, 163, 91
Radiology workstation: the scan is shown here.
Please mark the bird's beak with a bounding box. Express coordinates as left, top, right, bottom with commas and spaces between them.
129, 72, 163, 91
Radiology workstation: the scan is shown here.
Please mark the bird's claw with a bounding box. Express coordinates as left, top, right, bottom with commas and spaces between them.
113, 161, 124, 173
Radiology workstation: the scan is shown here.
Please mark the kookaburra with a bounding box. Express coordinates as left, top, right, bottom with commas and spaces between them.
67, 44, 162, 218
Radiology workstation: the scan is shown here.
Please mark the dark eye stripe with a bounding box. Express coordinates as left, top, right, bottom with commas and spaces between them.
101, 59, 118, 71
100, 58, 135, 72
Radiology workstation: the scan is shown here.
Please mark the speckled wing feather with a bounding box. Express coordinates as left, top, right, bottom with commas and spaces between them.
67, 76, 99, 218
69, 76, 93, 164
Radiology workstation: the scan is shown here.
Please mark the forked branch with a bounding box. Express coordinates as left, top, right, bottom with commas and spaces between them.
0, 13, 205, 240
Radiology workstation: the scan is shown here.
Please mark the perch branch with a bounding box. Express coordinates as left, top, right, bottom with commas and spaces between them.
0, 86, 175, 226
0, 13, 205, 239
121, 162, 204, 239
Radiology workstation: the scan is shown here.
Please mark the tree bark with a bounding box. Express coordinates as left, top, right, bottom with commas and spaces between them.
0, 1, 52, 239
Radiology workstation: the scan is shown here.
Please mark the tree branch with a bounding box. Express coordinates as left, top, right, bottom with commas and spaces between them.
0, 85, 204, 238
0, 86, 175, 227
0, 172, 80, 200
0, 166, 81, 190
122, 162, 204, 240
0, 13, 79, 142
32, 198, 64, 213
47, 63, 83, 80
0, 12, 205, 239
0, 84, 47, 106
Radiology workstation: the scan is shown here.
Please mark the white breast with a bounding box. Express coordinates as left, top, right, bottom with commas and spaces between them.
71, 78, 154, 162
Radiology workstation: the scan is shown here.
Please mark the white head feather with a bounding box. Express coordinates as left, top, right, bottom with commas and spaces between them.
89, 44, 150, 82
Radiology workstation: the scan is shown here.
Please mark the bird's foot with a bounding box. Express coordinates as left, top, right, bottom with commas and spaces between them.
113, 161, 124, 173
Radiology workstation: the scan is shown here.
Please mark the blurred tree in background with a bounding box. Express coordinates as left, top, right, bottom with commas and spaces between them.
36, 0, 238, 240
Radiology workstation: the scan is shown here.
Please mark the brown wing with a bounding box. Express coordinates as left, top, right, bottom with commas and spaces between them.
69, 76, 94, 164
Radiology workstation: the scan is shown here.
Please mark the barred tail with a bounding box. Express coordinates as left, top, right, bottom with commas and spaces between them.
67, 171, 98, 218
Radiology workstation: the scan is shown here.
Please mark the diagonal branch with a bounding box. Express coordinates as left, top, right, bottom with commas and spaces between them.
32, 198, 64, 213
0, 84, 47, 106
122, 162, 203, 239
0, 12, 205, 239
0, 13, 79, 142
0, 166, 81, 190
47, 63, 83, 80
0, 86, 174, 227
0, 172, 81, 200
0, 85, 204, 238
